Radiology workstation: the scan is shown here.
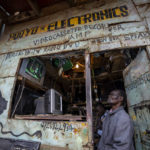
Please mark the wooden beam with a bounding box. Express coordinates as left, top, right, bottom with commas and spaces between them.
7, 11, 37, 24
26, 0, 41, 16
6, 1, 69, 24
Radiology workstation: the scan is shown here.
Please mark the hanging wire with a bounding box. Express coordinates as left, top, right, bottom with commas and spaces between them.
11, 78, 25, 118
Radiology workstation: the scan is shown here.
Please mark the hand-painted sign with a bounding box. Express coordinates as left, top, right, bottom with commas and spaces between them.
9, 5, 128, 41
41, 121, 74, 132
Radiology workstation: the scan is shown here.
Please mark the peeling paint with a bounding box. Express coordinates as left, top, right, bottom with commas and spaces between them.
0, 0, 141, 54
0, 0, 150, 149
124, 49, 150, 150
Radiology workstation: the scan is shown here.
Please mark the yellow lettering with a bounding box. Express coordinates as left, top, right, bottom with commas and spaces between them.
67, 17, 75, 27
48, 23, 55, 31
9, 33, 15, 40
56, 20, 62, 30
8, 5, 129, 41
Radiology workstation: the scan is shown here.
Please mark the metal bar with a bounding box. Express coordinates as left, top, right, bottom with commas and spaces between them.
0, 22, 5, 38
85, 52, 94, 147
0, 5, 10, 21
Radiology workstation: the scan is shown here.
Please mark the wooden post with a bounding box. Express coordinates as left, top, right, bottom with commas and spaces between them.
85, 52, 93, 147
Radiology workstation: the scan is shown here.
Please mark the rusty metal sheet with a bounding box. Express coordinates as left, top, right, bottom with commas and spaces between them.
124, 47, 150, 150
123, 50, 150, 85
129, 101, 150, 150
0, 0, 141, 54
128, 107, 143, 150
133, 0, 150, 5
123, 50, 150, 106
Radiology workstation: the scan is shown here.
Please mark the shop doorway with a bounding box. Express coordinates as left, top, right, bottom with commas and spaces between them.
91, 47, 149, 150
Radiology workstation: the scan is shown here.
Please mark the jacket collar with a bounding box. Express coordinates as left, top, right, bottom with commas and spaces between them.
109, 106, 124, 115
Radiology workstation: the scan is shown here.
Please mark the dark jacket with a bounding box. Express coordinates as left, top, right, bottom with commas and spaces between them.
98, 106, 134, 150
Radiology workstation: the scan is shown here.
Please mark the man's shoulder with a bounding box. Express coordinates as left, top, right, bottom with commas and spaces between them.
116, 108, 131, 121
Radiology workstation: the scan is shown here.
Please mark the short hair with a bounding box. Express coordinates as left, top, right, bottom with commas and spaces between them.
97, 102, 105, 108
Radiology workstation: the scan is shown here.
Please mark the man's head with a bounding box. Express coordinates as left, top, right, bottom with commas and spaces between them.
107, 89, 126, 107
96, 103, 105, 116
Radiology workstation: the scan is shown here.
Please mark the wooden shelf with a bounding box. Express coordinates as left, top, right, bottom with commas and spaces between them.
15, 114, 86, 121
17, 75, 47, 91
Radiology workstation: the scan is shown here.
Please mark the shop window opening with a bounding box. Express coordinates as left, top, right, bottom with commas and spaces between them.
10, 51, 86, 121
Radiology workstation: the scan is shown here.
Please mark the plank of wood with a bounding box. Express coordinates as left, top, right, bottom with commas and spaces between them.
15, 114, 86, 121
17, 76, 47, 91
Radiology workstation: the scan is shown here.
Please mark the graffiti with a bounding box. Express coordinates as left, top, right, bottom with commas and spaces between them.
126, 72, 150, 91
9, 5, 128, 41
41, 122, 75, 132
0, 91, 7, 115
0, 122, 42, 138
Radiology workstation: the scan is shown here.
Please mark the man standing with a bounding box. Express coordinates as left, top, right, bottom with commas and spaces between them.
98, 89, 134, 150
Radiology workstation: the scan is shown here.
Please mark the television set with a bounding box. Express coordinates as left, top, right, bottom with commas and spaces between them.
45, 89, 63, 114
19, 57, 46, 86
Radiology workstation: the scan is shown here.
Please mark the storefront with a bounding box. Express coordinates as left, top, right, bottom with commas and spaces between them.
0, 0, 150, 149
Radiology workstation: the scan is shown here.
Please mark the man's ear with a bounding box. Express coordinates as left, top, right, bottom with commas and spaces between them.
119, 96, 123, 102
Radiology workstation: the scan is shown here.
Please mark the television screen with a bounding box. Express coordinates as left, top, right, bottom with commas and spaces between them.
25, 58, 44, 81
19, 58, 46, 85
